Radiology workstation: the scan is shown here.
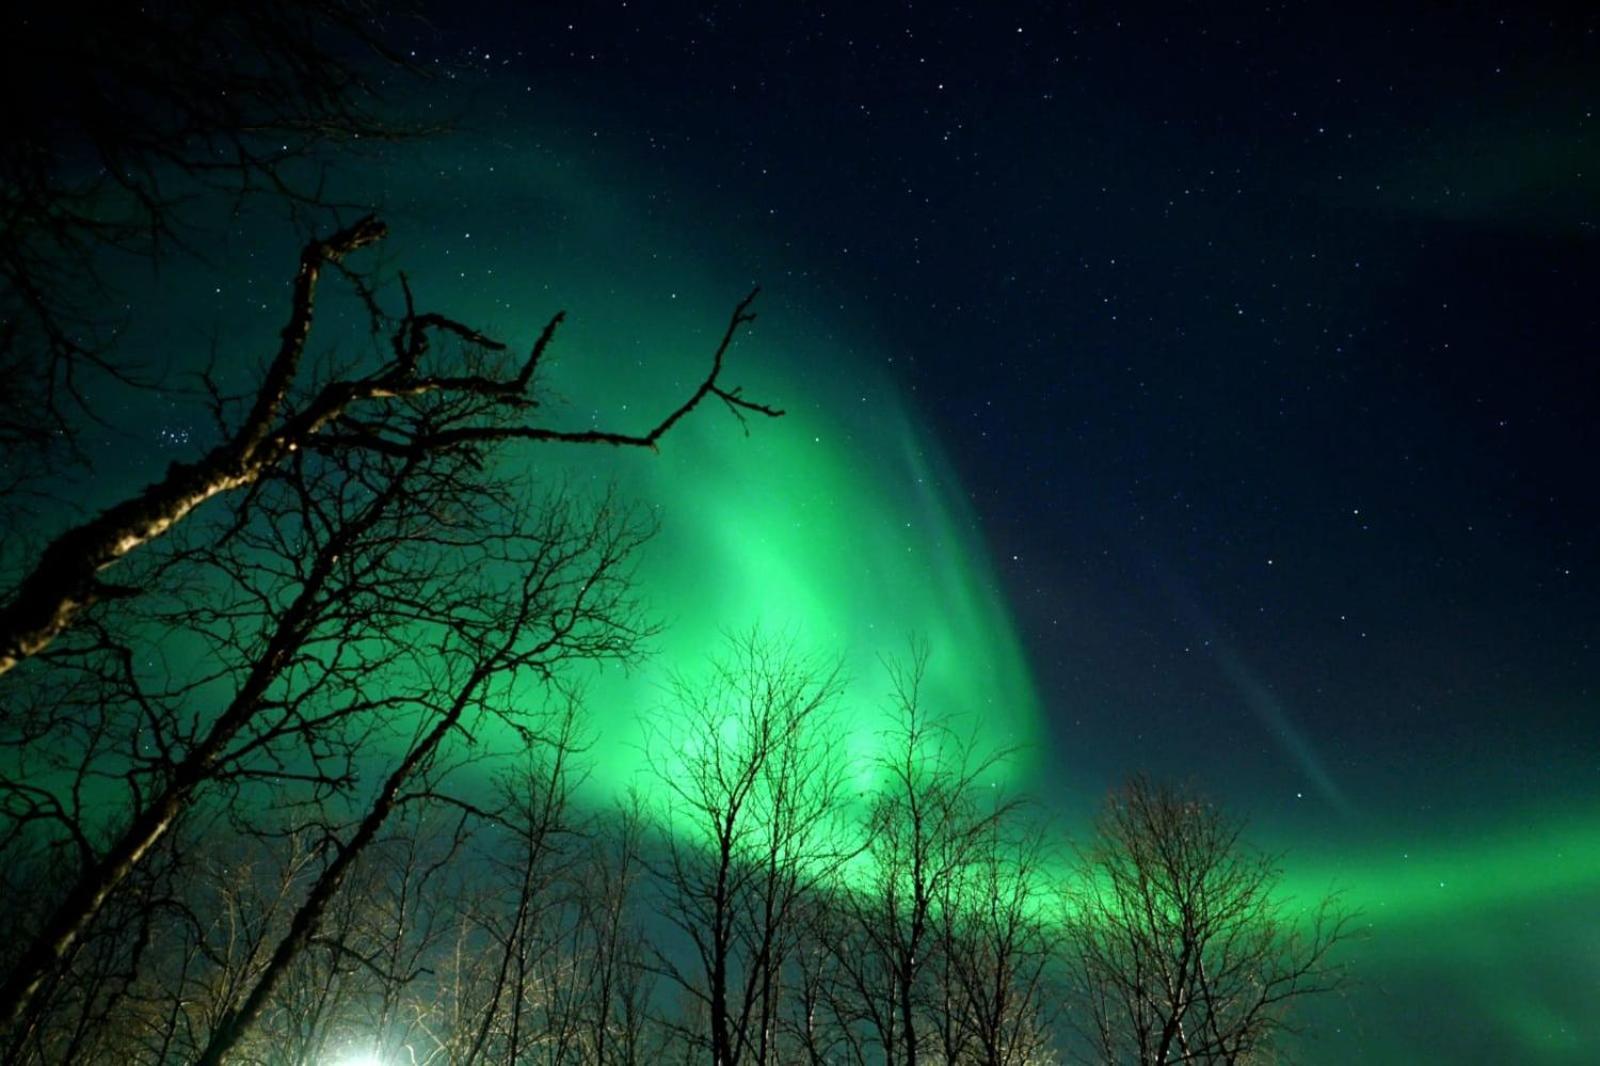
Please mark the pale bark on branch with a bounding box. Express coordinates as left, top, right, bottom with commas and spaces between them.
0, 219, 775, 677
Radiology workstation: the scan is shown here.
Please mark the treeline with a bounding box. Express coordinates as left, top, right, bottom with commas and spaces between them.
0, 640, 1037, 1065
2, 627, 1348, 1065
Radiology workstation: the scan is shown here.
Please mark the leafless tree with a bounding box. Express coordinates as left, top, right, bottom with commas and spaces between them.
0, 8, 792, 1057
186, 458, 664, 1065
817, 643, 1025, 1066
1065, 775, 1352, 1066
447, 697, 586, 1066
349, 809, 477, 1063
647, 632, 852, 1066
379, 781, 657, 1066
13, 794, 477, 1065
0, 826, 195, 1065
229, 806, 476, 1066
578, 797, 660, 1066
932, 817, 1060, 1066
510, 789, 661, 1066
0, 209, 775, 1036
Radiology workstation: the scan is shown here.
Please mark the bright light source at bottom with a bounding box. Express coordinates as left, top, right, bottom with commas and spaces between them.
331, 1052, 384, 1066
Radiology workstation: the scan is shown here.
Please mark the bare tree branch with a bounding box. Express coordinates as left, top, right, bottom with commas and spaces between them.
0, 220, 775, 677
1065, 775, 1355, 1065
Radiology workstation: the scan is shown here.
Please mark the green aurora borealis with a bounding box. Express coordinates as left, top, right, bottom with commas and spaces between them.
3, 2, 1597, 1060
65, 96, 1598, 1060
377, 132, 1045, 805
354, 129, 1598, 1061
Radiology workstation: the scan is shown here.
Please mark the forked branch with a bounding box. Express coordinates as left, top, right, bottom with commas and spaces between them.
0, 220, 777, 677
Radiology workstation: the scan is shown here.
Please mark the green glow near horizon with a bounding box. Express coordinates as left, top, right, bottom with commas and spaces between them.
1275, 809, 1600, 1061
1278, 808, 1600, 931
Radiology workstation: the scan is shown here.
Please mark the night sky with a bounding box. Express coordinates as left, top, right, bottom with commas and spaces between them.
76, 2, 1599, 1061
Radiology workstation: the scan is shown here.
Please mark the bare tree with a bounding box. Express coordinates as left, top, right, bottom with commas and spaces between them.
1065, 775, 1352, 1066
348, 809, 477, 1064
359, 767, 659, 1066
0, 211, 775, 1033
452, 698, 586, 1066
934, 818, 1060, 1066
819, 644, 1024, 1066
0, 7, 792, 1055
648, 632, 851, 1066
19, 792, 481, 1065
578, 797, 660, 1066
187, 455, 663, 1064
236, 806, 476, 1066
0, 827, 194, 1065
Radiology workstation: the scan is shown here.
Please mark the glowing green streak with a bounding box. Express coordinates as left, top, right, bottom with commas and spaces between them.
1269, 807, 1600, 1063
545, 330, 1043, 807
388, 134, 1042, 814
1277, 809, 1600, 929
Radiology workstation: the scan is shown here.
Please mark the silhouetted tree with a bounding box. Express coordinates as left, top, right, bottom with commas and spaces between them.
174, 461, 655, 1065
0, 214, 773, 678
807, 643, 1028, 1066
0, 219, 775, 1040
580, 797, 661, 1066
933, 817, 1060, 1066
448, 699, 586, 1066
1065, 775, 1352, 1066
0, 6, 789, 1054
647, 632, 852, 1066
